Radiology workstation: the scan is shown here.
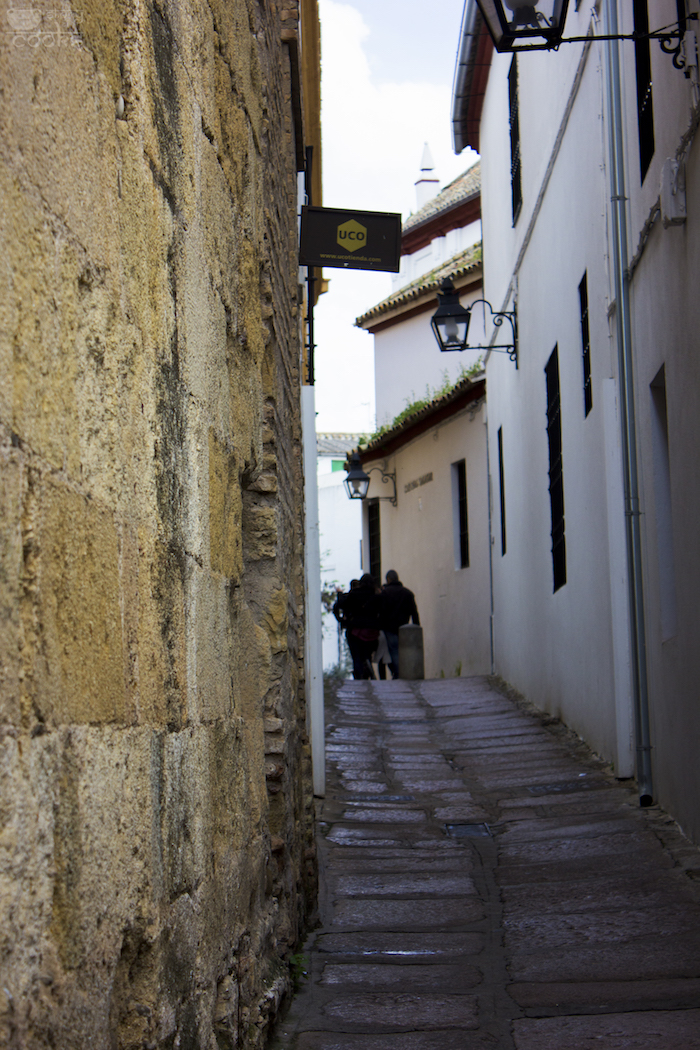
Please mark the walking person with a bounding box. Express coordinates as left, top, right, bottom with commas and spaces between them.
338, 574, 381, 680
379, 569, 420, 679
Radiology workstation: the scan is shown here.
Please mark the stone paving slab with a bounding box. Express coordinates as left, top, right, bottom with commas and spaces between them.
269, 677, 700, 1050
315, 931, 485, 958
319, 961, 482, 991
325, 852, 473, 874
318, 992, 479, 1031
508, 936, 700, 982
329, 898, 485, 929
332, 873, 477, 896
295, 1032, 487, 1050
508, 977, 700, 1012
512, 1009, 700, 1049
501, 874, 693, 914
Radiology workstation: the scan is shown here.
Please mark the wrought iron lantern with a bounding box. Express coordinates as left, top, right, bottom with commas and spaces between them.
343, 452, 371, 501
430, 279, 473, 353
430, 278, 518, 364
474, 0, 694, 66
343, 452, 397, 506
475, 0, 570, 52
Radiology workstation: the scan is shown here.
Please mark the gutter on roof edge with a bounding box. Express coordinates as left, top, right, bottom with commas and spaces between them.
452, 1, 493, 155
357, 376, 486, 462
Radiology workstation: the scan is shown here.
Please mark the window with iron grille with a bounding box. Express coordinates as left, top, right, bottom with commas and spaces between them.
579, 272, 593, 417
452, 460, 469, 569
367, 500, 381, 585
497, 427, 507, 556
508, 57, 522, 224
545, 348, 566, 592
633, 0, 654, 182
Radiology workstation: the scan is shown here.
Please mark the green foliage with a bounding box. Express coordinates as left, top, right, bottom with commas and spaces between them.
324, 662, 349, 684
289, 952, 310, 989
360, 360, 484, 447
454, 660, 462, 677
321, 580, 340, 617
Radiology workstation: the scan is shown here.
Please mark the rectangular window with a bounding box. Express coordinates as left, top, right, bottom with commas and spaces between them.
545, 347, 566, 592
497, 427, 507, 556
452, 460, 469, 569
367, 500, 381, 585
650, 366, 677, 639
579, 272, 593, 417
508, 57, 522, 224
633, 0, 654, 182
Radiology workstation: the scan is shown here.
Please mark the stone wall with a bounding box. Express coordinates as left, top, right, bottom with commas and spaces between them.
0, 0, 317, 1046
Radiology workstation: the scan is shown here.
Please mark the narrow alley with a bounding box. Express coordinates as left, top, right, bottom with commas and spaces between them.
272, 677, 700, 1050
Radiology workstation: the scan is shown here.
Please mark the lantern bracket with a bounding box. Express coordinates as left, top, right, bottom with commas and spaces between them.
469, 299, 518, 367
365, 467, 397, 506
344, 452, 397, 506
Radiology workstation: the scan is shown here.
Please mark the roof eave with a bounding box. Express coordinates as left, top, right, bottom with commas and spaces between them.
451, 1, 494, 155
358, 376, 486, 461
355, 245, 482, 330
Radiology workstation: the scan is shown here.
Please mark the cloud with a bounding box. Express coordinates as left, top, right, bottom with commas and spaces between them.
313, 0, 477, 432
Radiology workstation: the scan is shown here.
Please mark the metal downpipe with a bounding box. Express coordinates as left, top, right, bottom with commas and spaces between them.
603, 0, 654, 804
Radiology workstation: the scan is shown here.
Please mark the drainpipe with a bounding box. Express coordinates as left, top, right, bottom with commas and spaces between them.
603, 0, 653, 804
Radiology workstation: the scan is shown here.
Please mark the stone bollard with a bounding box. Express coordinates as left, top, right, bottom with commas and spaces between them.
399, 624, 424, 680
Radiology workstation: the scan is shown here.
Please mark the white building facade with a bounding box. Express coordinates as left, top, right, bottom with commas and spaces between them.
453, 0, 700, 840
316, 434, 363, 670
359, 162, 486, 428
353, 161, 493, 680
358, 378, 492, 680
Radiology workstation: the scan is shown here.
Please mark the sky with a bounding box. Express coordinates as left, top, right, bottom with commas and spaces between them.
313, 0, 478, 434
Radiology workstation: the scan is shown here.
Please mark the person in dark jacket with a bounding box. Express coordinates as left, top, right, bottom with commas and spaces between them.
379, 569, 420, 678
338, 574, 380, 679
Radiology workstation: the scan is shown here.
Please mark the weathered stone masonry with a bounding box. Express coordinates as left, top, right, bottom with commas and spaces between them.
0, 0, 318, 1046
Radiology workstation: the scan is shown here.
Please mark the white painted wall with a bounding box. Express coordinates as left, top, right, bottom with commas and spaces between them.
479, 31, 625, 764
391, 218, 482, 292
473, 0, 700, 839
373, 291, 487, 428
317, 460, 363, 670
363, 400, 491, 679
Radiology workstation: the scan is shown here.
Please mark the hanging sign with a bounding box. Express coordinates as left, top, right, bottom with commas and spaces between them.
299, 206, 402, 272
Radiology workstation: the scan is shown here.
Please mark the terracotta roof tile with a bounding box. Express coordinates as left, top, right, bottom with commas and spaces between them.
355, 242, 482, 328
403, 161, 481, 233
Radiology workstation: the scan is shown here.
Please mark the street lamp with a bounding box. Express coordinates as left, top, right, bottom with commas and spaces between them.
343, 452, 371, 500
343, 452, 397, 506
430, 278, 473, 353
475, 0, 570, 52
474, 0, 693, 66
430, 278, 518, 365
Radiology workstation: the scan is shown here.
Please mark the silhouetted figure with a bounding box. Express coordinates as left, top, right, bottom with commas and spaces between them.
379, 569, 420, 678
339, 573, 380, 679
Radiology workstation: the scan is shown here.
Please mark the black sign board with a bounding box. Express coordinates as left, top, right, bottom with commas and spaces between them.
299, 206, 402, 272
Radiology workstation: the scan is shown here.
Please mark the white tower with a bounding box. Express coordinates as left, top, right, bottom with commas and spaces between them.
414, 143, 439, 209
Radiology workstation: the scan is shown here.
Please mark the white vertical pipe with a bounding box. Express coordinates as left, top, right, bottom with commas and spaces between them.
301, 384, 325, 797
603, 0, 653, 802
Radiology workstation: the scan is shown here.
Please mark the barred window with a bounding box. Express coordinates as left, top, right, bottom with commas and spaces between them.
508, 57, 522, 224
579, 272, 592, 417
545, 348, 566, 592
633, 0, 654, 182
452, 460, 469, 569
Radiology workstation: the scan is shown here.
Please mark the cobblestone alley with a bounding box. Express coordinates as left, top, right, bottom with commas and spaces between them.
271, 676, 700, 1050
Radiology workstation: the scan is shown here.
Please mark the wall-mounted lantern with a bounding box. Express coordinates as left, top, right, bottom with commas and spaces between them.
475, 0, 570, 52
343, 452, 397, 506
474, 0, 694, 70
430, 278, 473, 353
430, 278, 518, 365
